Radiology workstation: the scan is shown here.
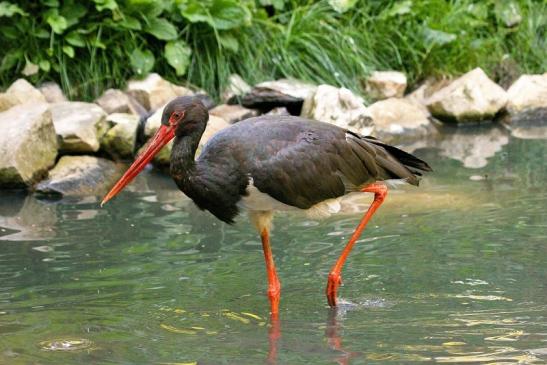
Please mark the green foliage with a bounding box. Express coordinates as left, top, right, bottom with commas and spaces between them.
0, 0, 545, 100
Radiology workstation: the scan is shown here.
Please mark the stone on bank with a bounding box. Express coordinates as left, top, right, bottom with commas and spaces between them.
426, 68, 508, 123
50, 101, 108, 153
35, 156, 123, 196
0, 103, 58, 187
0, 79, 47, 112
101, 113, 140, 159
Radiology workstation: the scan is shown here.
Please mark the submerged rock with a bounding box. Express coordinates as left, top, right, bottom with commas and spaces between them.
0, 103, 57, 187
301, 84, 373, 135
221, 74, 252, 103
0, 193, 57, 241
101, 113, 140, 159
50, 101, 108, 153
426, 68, 508, 123
126, 73, 194, 111
505, 74, 547, 122
365, 71, 407, 100
0, 79, 46, 112
36, 156, 123, 196
237, 78, 316, 115
209, 104, 257, 124
38, 82, 67, 103
368, 98, 436, 143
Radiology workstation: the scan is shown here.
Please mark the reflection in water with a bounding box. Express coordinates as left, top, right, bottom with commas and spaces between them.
0, 129, 546, 364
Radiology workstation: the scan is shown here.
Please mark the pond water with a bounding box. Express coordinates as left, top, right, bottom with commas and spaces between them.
1, 126, 546, 364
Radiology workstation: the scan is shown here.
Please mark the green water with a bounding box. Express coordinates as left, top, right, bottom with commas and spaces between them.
1, 127, 546, 364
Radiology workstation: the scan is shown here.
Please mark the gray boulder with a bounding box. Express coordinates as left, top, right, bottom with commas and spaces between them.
301, 84, 373, 135
38, 82, 67, 103
0, 79, 47, 112
36, 156, 123, 196
505, 74, 547, 122
95, 88, 139, 115
209, 104, 257, 124
368, 98, 436, 143
50, 101, 108, 153
426, 68, 508, 123
101, 113, 140, 159
365, 71, 407, 100
0, 103, 58, 187
126, 73, 194, 111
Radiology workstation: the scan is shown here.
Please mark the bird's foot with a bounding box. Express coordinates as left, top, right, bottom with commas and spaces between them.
326, 272, 342, 307
267, 278, 281, 315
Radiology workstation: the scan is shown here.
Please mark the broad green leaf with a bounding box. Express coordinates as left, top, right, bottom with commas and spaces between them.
34, 28, 50, 39
145, 17, 178, 40
42, 0, 59, 6
218, 33, 238, 52
259, 0, 285, 11
0, 25, 18, 39
164, 40, 191, 76
39, 59, 51, 72
179, 0, 250, 30
0, 1, 28, 17
45, 10, 68, 34
126, 0, 167, 17
495, 0, 522, 28
61, 2, 87, 27
328, 0, 357, 13
381, 0, 412, 19
130, 48, 155, 75
0, 49, 22, 72
62, 45, 75, 58
423, 27, 457, 47
94, 0, 118, 12
65, 31, 86, 47
119, 15, 142, 30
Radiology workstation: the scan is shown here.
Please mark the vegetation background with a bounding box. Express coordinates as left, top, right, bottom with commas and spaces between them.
0, 0, 545, 100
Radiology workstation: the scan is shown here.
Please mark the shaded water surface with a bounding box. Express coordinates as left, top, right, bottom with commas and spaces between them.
0, 127, 546, 364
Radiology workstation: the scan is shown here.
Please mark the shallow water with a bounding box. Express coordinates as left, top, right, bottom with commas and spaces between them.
1, 126, 546, 364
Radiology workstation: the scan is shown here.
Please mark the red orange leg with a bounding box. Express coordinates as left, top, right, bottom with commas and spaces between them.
261, 228, 281, 316
326, 183, 388, 307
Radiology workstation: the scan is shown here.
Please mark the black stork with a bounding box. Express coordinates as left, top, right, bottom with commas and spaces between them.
102, 96, 431, 316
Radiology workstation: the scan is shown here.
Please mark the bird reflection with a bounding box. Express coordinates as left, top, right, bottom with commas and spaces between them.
266, 308, 359, 364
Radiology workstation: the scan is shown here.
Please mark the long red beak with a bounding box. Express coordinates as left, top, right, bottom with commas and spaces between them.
101, 125, 175, 206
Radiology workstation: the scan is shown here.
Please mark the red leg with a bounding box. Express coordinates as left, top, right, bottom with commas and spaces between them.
267, 312, 281, 364
326, 183, 387, 307
261, 228, 281, 316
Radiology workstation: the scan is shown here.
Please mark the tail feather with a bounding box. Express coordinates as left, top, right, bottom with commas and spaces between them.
347, 132, 432, 186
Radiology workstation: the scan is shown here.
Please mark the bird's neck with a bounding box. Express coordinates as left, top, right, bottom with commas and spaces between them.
170, 132, 201, 176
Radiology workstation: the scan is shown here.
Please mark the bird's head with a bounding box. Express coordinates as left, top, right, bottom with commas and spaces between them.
101, 96, 207, 206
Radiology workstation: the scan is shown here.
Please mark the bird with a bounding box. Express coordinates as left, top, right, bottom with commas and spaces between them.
101, 95, 431, 316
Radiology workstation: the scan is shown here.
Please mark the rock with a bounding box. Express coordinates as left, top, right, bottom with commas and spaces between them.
301, 84, 373, 135
50, 101, 108, 153
368, 98, 436, 143
505, 74, 547, 122
237, 78, 317, 115
95, 88, 136, 115
266, 107, 291, 116
209, 104, 258, 124
144, 107, 229, 166
438, 126, 509, 168
0, 103, 58, 187
221, 74, 252, 103
0, 79, 46, 112
405, 77, 451, 110
35, 156, 123, 196
38, 82, 67, 103
126, 73, 193, 111
365, 71, 407, 100
425, 68, 508, 123
101, 113, 140, 159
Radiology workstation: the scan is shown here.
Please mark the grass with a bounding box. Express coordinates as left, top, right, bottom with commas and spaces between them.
1, 0, 545, 101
